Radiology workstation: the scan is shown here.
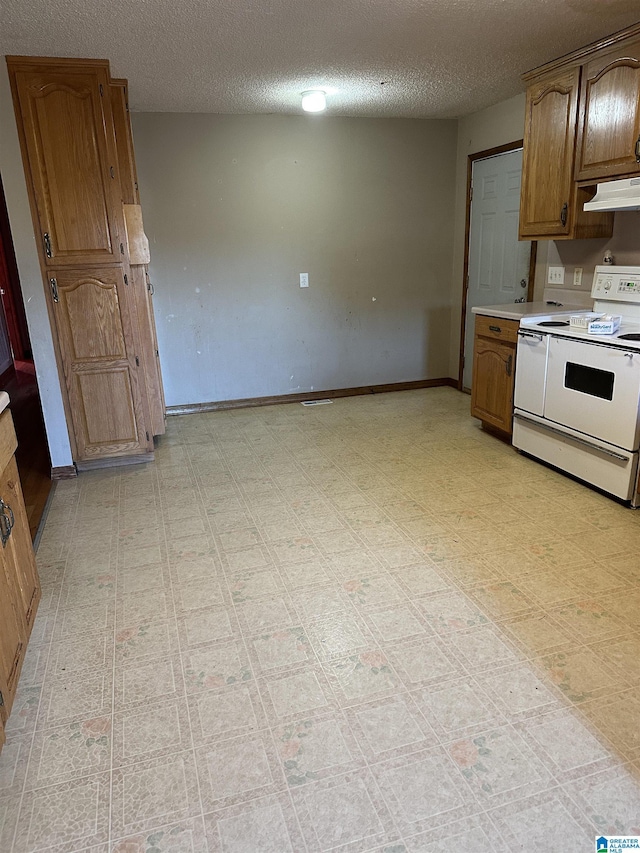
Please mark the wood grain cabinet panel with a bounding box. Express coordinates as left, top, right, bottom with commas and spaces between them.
49, 266, 152, 460
519, 68, 613, 240
520, 68, 581, 238
576, 38, 640, 181
0, 409, 40, 746
471, 317, 518, 436
10, 60, 123, 267
111, 79, 166, 437
7, 57, 165, 465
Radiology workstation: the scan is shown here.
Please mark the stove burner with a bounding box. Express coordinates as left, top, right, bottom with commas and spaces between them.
538, 320, 570, 327
617, 333, 640, 341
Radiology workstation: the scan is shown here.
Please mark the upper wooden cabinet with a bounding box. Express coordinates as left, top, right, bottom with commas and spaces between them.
9, 59, 124, 267
520, 68, 582, 238
576, 37, 640, 181
520, 23, 640, 240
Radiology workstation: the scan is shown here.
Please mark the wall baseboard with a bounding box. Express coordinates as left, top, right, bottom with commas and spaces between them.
51, 464, 77, 480
167, 377, 458, 417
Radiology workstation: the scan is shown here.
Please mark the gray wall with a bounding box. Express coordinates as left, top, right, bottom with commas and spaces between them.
132, 113, 458, 407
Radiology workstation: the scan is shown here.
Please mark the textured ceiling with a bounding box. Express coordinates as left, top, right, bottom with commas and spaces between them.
1, 0, 639, 117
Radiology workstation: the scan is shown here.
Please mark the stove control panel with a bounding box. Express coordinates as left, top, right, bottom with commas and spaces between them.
592, 265, 640, 303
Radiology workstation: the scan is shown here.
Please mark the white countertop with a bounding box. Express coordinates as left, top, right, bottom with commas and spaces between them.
471, 301, 588, 321
0, 392, 9, 416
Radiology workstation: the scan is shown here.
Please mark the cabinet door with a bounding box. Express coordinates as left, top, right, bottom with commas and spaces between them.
0, 551, 26, 722
471, 337, 515, 434
520, 68, 581, 238
576, 38, 640, 181
10, 61, 123, 267
131, 267, 166, 436
49, 266, 152, 460
0, 457, 40, 634
111, 79, 140, 205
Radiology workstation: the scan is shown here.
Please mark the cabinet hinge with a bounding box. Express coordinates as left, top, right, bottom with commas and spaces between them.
155, 349, 159, 357
120, 243, 125, 254
146, 431, 150, 441
135, 356, 140, 366
99, 84, 103, 96
124, 274, 128, 285
0, 689, 3, 707
469, 184, 473, 201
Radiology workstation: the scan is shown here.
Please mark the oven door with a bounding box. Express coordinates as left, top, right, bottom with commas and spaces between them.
545, 336, 640, 451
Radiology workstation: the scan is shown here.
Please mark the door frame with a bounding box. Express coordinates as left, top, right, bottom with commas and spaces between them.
457, 140, 537, 391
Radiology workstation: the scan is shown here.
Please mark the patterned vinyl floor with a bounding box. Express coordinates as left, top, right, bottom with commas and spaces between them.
1, 387, 639, 852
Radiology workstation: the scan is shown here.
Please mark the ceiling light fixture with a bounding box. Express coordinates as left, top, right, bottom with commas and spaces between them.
301, 90, 326, 113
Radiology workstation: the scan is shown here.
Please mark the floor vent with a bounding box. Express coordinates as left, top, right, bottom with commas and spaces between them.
301, 399, 333, 406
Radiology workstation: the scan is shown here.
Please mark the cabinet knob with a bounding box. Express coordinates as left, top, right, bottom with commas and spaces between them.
0, 499, 15, 547
560, 203, 568, 227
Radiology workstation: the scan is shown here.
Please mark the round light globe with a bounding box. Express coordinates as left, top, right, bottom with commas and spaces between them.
301, 90, 326, 113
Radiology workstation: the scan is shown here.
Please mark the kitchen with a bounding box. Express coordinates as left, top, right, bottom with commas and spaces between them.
1, 5, 640, 852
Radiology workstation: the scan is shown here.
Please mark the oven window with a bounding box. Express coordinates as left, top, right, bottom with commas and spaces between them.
564, 362, 615, 400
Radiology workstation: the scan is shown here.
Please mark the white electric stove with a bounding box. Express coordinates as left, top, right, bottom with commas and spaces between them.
513, 265, 640, 506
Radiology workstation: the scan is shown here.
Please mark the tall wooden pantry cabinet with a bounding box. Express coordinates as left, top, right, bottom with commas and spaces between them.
6, 56, 165, 469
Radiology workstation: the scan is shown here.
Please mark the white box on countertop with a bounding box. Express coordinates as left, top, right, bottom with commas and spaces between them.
588, 315, 622, 335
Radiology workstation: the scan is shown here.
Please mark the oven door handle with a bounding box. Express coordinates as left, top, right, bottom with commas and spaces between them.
517, 330, 544, 341
514, 413, 630, 462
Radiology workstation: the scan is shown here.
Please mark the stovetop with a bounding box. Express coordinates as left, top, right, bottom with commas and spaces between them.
519, 312, 640, 350
519, 265, 640, 350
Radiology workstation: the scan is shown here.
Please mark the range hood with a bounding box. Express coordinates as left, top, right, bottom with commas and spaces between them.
583, 177, 640, 212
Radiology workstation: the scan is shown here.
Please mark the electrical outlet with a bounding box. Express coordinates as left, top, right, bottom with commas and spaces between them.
573, 267, 583, 287
299, 273, 309, 288
548, 265, 565, 285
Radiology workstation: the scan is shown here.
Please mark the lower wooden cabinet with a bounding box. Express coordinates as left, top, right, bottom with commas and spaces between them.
0, 407, 40, 751
470, 315, 518, 436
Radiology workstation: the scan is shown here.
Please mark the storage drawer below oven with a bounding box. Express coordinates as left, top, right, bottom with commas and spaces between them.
513, 411, 639, 502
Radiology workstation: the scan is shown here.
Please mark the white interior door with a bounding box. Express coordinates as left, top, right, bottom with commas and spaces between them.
463, 149, 532, 390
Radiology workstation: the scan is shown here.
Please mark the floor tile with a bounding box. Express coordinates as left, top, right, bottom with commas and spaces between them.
273, 711, 365, 786
346, 694, 435, 762
322, 651, 404, 708
413, 677, 504, 741
371, 747, 479, 835
446, 725, 552, 806
203, 791, 306, 853
27, 717, 111, 789
113, 698, 192, 767
259, 665, 338, 723
564, 764, 640, 836
14, 773, 110, 853
196, 730, 285, 810
111, 815, 209, 853
489, 788, 592, 853
291, 769, 399, 852
111, 751, 201, 837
